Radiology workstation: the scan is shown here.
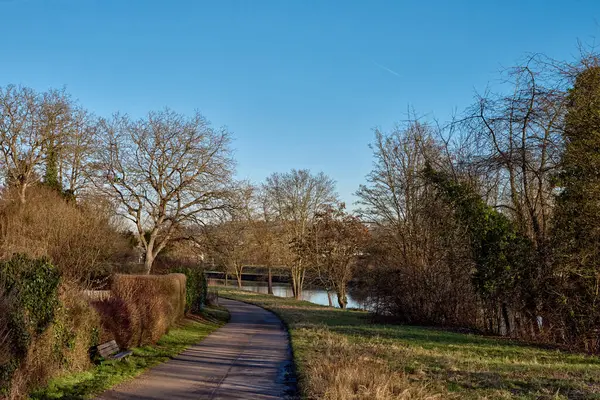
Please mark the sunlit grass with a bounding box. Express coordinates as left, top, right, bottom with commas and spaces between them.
30, 306, 229, 400
221, 288, 600, 400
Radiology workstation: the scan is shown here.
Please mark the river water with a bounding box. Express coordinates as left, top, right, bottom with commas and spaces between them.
209, 279, 367, 309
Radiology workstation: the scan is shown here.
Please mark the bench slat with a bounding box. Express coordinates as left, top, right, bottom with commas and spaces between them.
99, 348, 118, 357
97, 340, 132, 360
98, 343, 119, 352
98, 340, 118, 351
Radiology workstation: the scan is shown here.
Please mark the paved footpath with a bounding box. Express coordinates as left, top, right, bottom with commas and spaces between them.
98, 298, 295, 400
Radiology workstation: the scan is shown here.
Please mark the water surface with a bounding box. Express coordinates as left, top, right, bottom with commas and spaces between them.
210, 279, 366, 309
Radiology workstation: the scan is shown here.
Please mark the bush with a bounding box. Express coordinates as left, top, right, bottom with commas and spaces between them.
94, 274, 186, 348
0, 186, 134, 282
0, 255, 61, 379
0, 255, 100, 399
174, 267, 207, 314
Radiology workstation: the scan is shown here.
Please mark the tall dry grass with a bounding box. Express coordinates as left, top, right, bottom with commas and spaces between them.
301, 328, 449, 400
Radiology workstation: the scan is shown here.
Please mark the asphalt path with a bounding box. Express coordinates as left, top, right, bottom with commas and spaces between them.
97, 298, 295, 400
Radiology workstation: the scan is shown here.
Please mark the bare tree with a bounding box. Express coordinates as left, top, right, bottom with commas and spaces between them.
204, 184, 256, 288
458, 55, 570, 332
297, 204, 369, 308
95, 109, 234, 274
263, 169, 338, 299
464, 56, 567, 250
0, 85, 97, 203
58, 107, 99, 197
206, 219, 253, 288
0, 86, 51, 203
247, 188, 284, 294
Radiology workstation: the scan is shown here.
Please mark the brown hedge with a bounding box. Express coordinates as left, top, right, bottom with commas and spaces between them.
93, 273, 186, 348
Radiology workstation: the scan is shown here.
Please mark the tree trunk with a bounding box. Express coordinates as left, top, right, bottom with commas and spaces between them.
337, 290, 347, 309
290, 265, 302, 299
327, 290, 333, 307
293, 279, 302, 300
144, 252, 154, 274
267, 267, 273, 295
18, 183, 27, 204
502, 302, 511, 336
225, 273, 228, 286
236, 271, 242, 288
291, 279, 298, 299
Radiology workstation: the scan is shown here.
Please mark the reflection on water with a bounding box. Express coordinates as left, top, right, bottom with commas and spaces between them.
210, 279, 367, 309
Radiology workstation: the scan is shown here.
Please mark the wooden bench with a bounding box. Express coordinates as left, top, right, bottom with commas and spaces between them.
97, 340, 132, 360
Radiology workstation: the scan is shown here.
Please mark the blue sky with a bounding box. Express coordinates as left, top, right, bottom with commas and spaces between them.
0, 0, 598, 206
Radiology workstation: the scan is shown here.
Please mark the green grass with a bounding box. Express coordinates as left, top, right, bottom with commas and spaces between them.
220, 289, 600, 400
30, 306, 229, 400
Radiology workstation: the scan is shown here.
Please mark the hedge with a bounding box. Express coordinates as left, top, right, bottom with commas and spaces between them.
92, 273, 186, 348
173, 267, 207, 314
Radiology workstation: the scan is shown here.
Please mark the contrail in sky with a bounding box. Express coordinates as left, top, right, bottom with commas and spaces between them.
374, 61, 401, 77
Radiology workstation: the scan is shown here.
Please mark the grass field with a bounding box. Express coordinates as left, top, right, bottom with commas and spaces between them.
220, 289, 600, 400
30, 306, 229, 400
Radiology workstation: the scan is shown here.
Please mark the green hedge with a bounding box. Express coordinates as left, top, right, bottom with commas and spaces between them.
173, 267, 207, 314
0, 255, 61, 395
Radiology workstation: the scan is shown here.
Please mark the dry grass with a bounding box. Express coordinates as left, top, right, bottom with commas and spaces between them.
302, 328, 447, 400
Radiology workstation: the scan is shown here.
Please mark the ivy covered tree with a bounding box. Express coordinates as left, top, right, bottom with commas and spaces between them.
43, 144, 62, 192
424, 165, 535, 335
552, 66, 600, 348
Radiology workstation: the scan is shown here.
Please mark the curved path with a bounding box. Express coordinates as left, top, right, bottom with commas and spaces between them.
98, 298, 295, 400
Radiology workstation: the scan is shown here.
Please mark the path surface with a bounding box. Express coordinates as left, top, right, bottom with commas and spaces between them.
98, 298, 294, 400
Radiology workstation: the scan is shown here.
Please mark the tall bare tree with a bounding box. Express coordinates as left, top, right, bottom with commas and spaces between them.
95, 109, 234, 273
263, 169, 337, 299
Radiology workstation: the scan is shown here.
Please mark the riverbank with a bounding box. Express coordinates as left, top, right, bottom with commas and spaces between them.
221, 289, 600, 400
30, 306, 229, 399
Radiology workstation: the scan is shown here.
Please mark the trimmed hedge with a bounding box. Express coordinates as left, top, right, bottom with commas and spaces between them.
173, 267, 207, 314
92, 274, 186, 348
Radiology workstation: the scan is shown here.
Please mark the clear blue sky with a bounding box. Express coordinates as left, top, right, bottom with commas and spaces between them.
1, 0, 598, 205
